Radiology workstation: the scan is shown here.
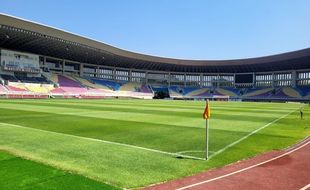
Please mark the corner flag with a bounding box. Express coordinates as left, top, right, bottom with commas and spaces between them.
203, 100, 211, 160
203, 100, 211, 119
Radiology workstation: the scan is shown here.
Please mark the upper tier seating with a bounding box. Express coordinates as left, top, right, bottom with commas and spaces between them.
270, 87, 303, 99
183, 87, 211, 97
58, 75, 82, 87
214, 87, 238, 97
90, 78, 121, 91
298, 86, 310, 98
151, 85, 169, 92
168, 86, 212, 98
168, 86, 184, 97
280, 87, 302, 98
1, 74, 18, 82
140, 85, 153, 93
271, 88, 290, 99
0, 84, 8, 93
6, 85, 27, 92
1, 71, 310, 100
242, 87, 273, 98
52, 74, 88, 94
119, 82, 152, 93
25, 83, 54, 93
50, 73, 59, 84
15, 76, 49, 83
71, 76, 111, 91
1, 74, 50, 84
150, 85, 169, 97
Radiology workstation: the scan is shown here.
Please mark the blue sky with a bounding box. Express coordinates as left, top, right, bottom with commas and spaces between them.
1, 0, 310, 60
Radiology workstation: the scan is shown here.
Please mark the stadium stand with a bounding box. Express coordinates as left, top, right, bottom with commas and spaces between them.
119, 82, 152, 93
151, 85, 170, 99
1, 74, 18, 82
297, 86, 310, 97
281, 87, 303, 98
168, 86, 184, 98
0, 84, 8, 93
6, 85, 27, 92
49, 73, 59, 84
7, 82, 28, 91
0, 14, 309, 101
52, 74, 88, 94
214, 87, 239, 97
242, 87, 274, 98
90, 78, 121, 91
72, 76, 111, 91
183, 87, 211, 98
25, 83, 53, 93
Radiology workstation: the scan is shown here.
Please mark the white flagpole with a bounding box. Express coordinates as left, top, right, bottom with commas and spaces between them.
206, 118, 209, 160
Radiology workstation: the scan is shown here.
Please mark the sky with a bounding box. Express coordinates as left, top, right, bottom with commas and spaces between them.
0, 0, 310, 60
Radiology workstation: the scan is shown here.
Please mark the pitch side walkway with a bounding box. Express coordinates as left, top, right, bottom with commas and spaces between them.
144, 138, 310, 190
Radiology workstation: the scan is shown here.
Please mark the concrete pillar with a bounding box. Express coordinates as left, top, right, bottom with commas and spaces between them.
200, 73, 203, 88
168, 72, 171, 87
62, 60, 65, 74
272, 73, 275, 88
252, 73, 255, 88
96, 66, 99, 78
233, 73, 236, 88
113, 68, 116, 81
129, 69, 132, 82
145, 71, 148, 85
80, 63, 84, 77
291, 70, 297, 87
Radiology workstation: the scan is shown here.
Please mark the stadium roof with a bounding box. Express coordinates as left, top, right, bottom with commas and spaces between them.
1, 13, 310, 73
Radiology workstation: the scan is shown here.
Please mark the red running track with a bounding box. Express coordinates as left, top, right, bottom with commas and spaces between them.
144, 138, 310, 190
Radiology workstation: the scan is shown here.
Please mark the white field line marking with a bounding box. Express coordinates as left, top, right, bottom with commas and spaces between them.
176, 150, 205, 154
208, 109, 297, 160
176, 139, 310, 190
299, 183, 310, 190
176, 150, 215, 155
0, 122, 205, 161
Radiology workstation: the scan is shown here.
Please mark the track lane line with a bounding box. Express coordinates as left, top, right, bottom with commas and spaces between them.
299, 183, 310, 190
176, 138, 310, 190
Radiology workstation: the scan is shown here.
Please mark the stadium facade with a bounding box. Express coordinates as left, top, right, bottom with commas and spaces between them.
0, 14, 310, 100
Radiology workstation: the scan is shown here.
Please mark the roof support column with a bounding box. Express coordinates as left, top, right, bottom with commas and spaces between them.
168, 72, 171, 87
80, 63, 84, 77
62, 60, 65, 74
129, 69, 132, 82
233, 73, 236, 88
145, 71, 148, 85
96, 66, 99, 78
272, 72, 275, 88
113, 68, 116, 81
252, 73, 255, 88
43, 56, 46, 66
200, 73, 203, 88
291, 70, 296, 87
184, 73, 186, 87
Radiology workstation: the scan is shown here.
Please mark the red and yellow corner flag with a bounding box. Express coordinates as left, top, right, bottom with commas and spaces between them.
203, 100, 211, 119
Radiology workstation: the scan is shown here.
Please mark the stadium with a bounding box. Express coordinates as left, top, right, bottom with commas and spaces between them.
0, 12, 309, 190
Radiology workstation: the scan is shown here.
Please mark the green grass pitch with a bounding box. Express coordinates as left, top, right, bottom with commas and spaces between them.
0, 99, 309, 189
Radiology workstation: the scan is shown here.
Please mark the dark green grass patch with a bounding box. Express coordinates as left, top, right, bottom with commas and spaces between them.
0, 151, 118, 190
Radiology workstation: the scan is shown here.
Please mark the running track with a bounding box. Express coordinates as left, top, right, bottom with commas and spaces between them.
144, 138, 310, 190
